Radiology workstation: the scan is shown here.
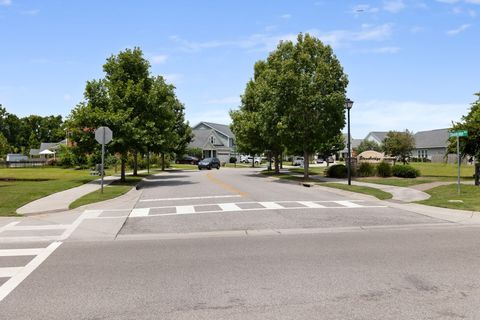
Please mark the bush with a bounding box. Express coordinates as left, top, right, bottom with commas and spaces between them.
229, 157, 237, 163
326, 164, 347, 178
392, 164, 420, 178
376, 161, 392, 177
357, 162, 376, 177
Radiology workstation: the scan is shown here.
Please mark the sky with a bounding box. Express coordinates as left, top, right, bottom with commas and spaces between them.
0, 0, 479, 138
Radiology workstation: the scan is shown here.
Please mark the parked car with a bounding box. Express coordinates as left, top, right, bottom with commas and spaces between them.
292, 156, 304, 166
246, 156, 262, 165
175, 155, 199, 165
198, 157, 221, 170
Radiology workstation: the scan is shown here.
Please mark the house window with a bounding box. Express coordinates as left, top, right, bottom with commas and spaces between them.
210, 136, 215, 144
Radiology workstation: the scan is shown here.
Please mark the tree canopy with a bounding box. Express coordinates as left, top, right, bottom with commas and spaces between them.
450, 93, 480, 160
66, 47, 190, 181
382, 130, 415, 164
230, 33, 349, 177
354, 139, 382, 154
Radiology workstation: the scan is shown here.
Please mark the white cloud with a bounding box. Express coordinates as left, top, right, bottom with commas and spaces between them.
280, 14, 291, 19
465, 0, 480, 4
352, 4, 380, 14
0, 0, 11, 6
150, 54, 168, 65
21, 9, 39, 16
351, 100, 467, 138
446, 24, 471, 35
163, 73, 183, 84
383, 0, 406, 13
359, 46, 401, 54
314, 24, 394, 48
436, 0, 460, 4
205, 96, 241, 105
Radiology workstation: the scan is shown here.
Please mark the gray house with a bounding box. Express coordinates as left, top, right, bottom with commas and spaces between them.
364, 131, 388, 145
413, 128, 449, 162
189, 122, 235, 164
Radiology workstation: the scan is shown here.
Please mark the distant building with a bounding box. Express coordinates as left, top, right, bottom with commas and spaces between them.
189, 122, 235, 163
364, 131, 389, 145
413, 128, 449, 162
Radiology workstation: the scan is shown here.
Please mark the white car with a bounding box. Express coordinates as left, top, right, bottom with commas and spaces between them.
292, 156, 304, 166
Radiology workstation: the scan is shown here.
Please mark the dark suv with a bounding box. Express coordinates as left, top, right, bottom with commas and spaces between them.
198, 157, 221, 170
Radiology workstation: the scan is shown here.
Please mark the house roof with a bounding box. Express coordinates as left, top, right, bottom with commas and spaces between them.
195, 122, 234, 138
366, 131, 389, 143
414, 128, 449, 149
29, 149, 40, 156
189, 129, 226, 149
39, 140, 67, 152
341, 134, 362, 151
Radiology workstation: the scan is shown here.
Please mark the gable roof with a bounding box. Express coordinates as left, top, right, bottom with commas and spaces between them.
189, 129, 226, 149
194, 122, 234, 138
366, 131, 389, 143
414, 128, 449, 149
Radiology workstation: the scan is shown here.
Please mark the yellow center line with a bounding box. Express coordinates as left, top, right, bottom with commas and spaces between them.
206, 172, 248, 197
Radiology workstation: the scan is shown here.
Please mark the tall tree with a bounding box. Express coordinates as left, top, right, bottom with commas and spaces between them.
450, 93, 480, 160
0, 132, 9, 158
382, 130, 415, 164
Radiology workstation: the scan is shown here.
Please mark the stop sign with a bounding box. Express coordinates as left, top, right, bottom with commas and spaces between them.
95, 126, 113, 144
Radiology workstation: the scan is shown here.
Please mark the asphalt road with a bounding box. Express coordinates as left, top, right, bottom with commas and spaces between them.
1, 167, 480, 319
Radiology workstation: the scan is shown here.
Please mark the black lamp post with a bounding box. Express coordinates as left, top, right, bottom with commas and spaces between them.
345, 98, 354, 185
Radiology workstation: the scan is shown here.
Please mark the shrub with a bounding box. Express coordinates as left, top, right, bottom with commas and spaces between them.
357, 162, 376, 177
376, 161, 392, 177
229, 157, 237, 163
392, 164, 420, 178
326, 164, 347, 178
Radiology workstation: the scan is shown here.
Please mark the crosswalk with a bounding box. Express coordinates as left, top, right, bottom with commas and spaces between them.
129, 200, 387, 218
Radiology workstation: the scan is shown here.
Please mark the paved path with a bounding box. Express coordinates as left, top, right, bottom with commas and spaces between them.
16, 176, 118, 215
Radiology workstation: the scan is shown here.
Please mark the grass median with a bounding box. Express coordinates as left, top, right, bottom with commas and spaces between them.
69, 175, 146, 209
321, 183, 393, 200
417, 184, 480, 212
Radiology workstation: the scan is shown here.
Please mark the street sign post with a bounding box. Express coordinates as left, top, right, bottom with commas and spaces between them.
449, 130, 468, 195
95, 127, 113, 193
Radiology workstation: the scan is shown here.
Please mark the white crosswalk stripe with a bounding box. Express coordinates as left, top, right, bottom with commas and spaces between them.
129, 200, 387, 218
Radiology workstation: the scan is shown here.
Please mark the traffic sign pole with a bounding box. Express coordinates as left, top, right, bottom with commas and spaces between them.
101, 129, 105, 194
457, 135, 460, 195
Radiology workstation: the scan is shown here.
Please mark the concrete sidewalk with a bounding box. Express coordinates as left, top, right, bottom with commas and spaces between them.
16, 175, 118, 215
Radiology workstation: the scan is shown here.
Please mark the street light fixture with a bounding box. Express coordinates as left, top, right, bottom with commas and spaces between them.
345, 98, 354, 185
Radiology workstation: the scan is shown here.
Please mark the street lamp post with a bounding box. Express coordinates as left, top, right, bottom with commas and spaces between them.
345, 98, 354, 185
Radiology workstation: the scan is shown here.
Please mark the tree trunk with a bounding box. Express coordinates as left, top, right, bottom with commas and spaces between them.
251, 155, 255, 168
161, 153, 165, 171
274, 153, 280, 174
303, 150, 309, 179
280, 153, 283, 169
268, 151, 272, 171
147, 151, 150, 174
133, 151, 138, 176
120, 156, 126, 182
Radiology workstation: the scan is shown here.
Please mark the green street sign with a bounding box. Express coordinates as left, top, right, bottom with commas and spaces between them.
449, 130, 468, 137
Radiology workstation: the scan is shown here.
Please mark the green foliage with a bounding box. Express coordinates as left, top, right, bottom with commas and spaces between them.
66, 47, 190, 180
326, 164, 347, 178
382, 130, 415, 164
450, 92, 480, 159
376, 161, 392, 177
392, 164, 420, 178
0, 132, 10, 159
355, 139, 382, 154
357, 162, 376, 177
229, 157, 237, 163
185, 147, 202, 159
231, 33, 349, 177
57, 145, 76, 167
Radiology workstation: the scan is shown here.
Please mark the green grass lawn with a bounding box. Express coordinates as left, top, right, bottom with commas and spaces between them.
170, 164, 198, 170
69, 175, 145, 209
417, 184, 480, 212
0, 167, 114, 216
321, 183, 393, 200
289, 167, 326, 176
410, 162, 475, 178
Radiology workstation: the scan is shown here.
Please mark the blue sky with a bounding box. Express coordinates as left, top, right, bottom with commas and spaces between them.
1, 0, 479, 138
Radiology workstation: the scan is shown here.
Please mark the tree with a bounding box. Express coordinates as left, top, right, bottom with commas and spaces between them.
382, 130, 415, 164
231, 33, 348, 177
317, 134, 345, 167
354, 139, 382, 154
0, 132, 10, 158
450, 93, 480, 160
